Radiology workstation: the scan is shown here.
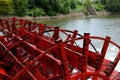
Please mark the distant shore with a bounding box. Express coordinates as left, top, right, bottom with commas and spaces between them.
24, 10, 111, 20
0, 11, 111, 20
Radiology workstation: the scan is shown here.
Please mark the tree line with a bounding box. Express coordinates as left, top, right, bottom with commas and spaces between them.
0, 0, 120, 17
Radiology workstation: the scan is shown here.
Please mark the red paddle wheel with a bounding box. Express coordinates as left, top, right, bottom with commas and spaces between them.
0, 17, 120, 80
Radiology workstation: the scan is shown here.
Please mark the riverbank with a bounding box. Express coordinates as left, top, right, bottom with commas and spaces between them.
24, 10, 111, 20
0, 10, 111, 20
23, 11, 85, 20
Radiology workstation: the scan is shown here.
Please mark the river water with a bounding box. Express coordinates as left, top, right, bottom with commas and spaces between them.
38, 15, 120, 44
37, 15, 120, 71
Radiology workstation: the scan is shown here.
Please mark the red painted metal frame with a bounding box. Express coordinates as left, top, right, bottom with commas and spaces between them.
0, 17, 120, 80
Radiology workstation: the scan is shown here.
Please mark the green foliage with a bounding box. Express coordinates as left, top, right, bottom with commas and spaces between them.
27, 11, 33, 16
2, 0, 119, 17
83, 0, 92, 11
70, 0, 83, 9
0, 0, 13, 15
28, 8, 45, 17
61, 1, 70, 14
100, 0, 106, 5
34, 8, 45, 16
13, 0, 28, 16
93, 3, 105, 11
82, 0, 92, 15
75, 5, 84, 12
47, 10, 57, 16
70, 0, 77, 9
106, 0, 120, 12
70, 0, 76, 9
31, 0, 71, 15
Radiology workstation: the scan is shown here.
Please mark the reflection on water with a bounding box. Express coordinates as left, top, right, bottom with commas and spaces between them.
35, 15, 120, 71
